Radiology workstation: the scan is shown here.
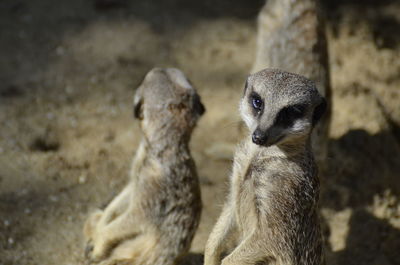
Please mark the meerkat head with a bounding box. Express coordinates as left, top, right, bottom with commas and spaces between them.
240, 68, 326, 147
133, 68, 205, 140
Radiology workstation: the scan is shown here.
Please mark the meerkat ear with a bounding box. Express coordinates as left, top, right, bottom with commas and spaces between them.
133, 89, 144, 120
243, 76, 250, 96
312, 97, 327, 127
193, 94, 205, 116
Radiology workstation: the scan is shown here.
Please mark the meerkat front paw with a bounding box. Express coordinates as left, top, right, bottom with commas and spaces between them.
84, 240, 94, 259
89, 237, 115, 262
84, 210, 103, 240
83, 210, 104, 260
84, 238, 111, 262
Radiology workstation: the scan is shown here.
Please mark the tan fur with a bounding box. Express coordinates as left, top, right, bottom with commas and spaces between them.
83, 68, 205, 265
252, 0, 331, 167
204, 69, 325, 265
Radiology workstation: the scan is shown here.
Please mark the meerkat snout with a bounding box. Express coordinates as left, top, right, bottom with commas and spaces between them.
240, 69, 326, 147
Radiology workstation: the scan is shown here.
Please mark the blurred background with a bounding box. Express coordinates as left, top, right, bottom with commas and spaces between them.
0, 0, 399, 264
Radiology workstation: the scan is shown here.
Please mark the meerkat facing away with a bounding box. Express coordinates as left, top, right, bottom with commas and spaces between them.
84, 68, 205, 265
204, 69, 326, 265
252, 0, 331, 167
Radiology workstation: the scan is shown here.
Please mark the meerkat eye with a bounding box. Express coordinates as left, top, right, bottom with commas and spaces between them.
253, 98, 262, 109
250, 92, 263, 111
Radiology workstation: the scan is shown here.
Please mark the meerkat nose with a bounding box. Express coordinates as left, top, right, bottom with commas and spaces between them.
252, 129, 268, 145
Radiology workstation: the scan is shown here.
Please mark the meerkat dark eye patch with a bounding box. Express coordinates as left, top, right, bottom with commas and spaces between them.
250, 92, 263, 113
276, 104, 307, 126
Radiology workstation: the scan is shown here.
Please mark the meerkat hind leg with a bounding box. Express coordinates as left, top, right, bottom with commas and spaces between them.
90, 209, 142, 261
99, 185, 132, 227
84, 183, 131, 241
205, 202, 236, 265
221, 232, 270, 265
85, 185, 133, 261
100, 233, 159, 265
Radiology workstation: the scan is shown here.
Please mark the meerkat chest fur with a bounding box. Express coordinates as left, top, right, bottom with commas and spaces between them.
231, 138, 319, 237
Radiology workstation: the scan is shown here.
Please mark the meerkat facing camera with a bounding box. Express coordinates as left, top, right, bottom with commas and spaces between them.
84, 68, 205, 265
252, 0, 331, 167
204, 69, 325, 265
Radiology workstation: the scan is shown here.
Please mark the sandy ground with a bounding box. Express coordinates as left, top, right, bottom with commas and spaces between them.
0, 0, 399, 264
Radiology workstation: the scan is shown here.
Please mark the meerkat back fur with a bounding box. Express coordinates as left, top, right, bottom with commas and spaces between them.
252, 0, 331, 167
204, 68, 326, 265
84, 68, 205, 265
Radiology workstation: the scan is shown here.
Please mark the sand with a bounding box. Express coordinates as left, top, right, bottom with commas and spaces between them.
0, 0, 399, 264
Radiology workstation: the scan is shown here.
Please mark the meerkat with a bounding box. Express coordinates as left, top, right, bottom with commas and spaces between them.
84, 67, 205, 265
251, 0, 331, 167
204, 68, 326, 265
